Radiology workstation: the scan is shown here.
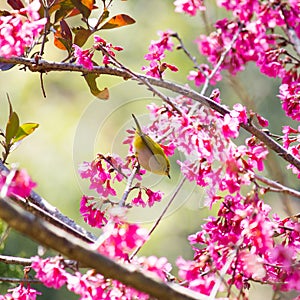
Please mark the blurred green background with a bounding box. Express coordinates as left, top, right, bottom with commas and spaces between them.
0, 1, 299, 299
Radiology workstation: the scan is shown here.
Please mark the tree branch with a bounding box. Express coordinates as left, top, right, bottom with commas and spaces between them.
253, 173, 300, 198
0, 160, 95, 243
0, 57, 299, 171
0, 196, 210, 300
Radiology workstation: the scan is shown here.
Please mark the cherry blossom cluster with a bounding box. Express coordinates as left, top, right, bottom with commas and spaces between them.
78, 153, 166, 228
176, 1, 300, 121
147, 95, 268, 206
174, 0, 205, 16
0, 284, 41, 300
73, 36, 123, 70
142, 30, 178, 78
177, 192, 300, 296
282, 125, 300, 178
27, 221, 171, 300
142, 95, 299, 295
0, 0, 46, 58
0, 168, 36, 198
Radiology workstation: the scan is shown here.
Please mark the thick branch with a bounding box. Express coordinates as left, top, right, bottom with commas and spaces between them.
0, 160, 95, 243
0, 196, 209, 300
0, 57, 299, 171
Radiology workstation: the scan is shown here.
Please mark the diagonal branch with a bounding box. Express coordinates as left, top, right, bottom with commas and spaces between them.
0, 196, 210, 300
0, 160, 95, 243
0, 57, 299, 171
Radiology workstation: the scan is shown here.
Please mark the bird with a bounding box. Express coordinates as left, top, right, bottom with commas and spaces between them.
132, 114, 170, 178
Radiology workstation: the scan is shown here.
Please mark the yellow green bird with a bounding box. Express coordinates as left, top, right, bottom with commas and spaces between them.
132, 114, 170, 178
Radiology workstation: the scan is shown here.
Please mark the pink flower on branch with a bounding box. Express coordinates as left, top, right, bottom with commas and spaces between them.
73, 36, 123, 69
80, 195, 108, 228
94, 35, 123, 65
97, 221, 148, 260
278, 82, 300, 121
142, 31, 178, 78
31, 256, 68, 289
0, 169, 36, 198
73, 44, 94, 70
174, 0, 206, 16
4, 284, 41, 300
0, 0, 46, 58
187, 64, 222, 86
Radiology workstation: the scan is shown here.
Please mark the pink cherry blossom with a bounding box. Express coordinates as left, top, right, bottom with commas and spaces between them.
97, 221, 148, 259
80, 195, 108, 227
94, 35, 123, 65
187, 64, 222, 86
0, 169, 36, 198
174, 0, 206, 16
132, 189, 146, 207
222, 114, 240, 139
31, 256, 68, 289
6, 284, 41, 300
73, 44, 94, 70
145, 188, 163, 207
278, 82, 300, 121
142, 31, 178, 78
0, 0, 46, 58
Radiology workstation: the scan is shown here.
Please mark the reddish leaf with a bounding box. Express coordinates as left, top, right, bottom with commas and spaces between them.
82, 0, 95, 10
0, 10, 11, 17
100, 14, 135, 30
60, 19, 72, 40
54, 20, 73, 51
7, 0, 24, 10
50, 0, 96, 22
71, 0, 91, 18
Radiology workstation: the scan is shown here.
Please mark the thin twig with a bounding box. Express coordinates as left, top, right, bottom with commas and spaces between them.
253, 173, 300, 198
188, 26, 242, 116
92, 165, 138, 250
209, 249, 237, 299
201, 26, 242, 95
119, 165, 138, 207
0, 255, 32, 266
172, 33, 199, 68
0, 277, 41, 284
130, 177, 186, 259
0, 224, 10, 246
40, 72, 46, 98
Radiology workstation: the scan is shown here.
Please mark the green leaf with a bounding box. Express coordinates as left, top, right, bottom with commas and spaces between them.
5, 112, 19, 145
100, 14, 135, 30
73, 27, 92, 47
6, 93, 13, 117
84, 73, 109, 100
13, 123, 39, 143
